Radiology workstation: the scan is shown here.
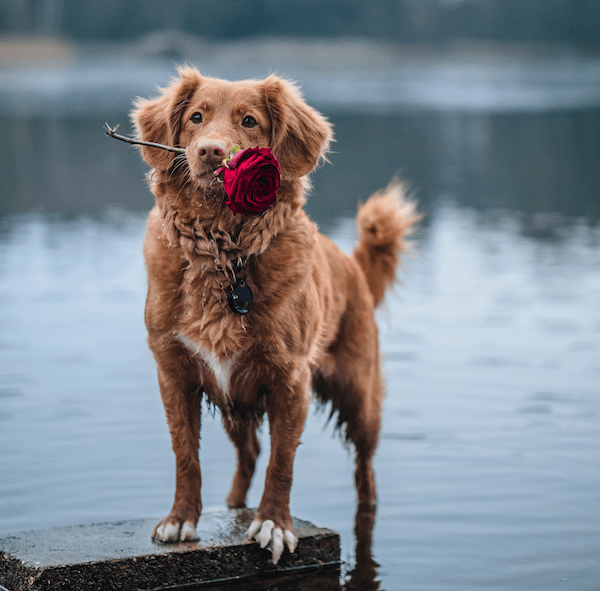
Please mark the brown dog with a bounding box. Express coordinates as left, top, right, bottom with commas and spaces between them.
132, 67, 418, 564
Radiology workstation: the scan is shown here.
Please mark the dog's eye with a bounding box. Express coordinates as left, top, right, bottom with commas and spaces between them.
242, 115, 257, 128
190, 112, 203, 124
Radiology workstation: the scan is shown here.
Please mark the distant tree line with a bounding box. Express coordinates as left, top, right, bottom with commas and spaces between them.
2, 0, 600, 49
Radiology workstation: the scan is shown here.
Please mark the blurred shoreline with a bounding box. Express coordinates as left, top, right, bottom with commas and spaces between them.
2, 33, 600, 117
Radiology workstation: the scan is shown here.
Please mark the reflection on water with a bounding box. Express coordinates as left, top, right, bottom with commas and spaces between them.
1, 108, 600, 224
0, 107, 599, 590
344, 505, 379, 591
0, 203, 599, 590
322, 109, 600, 224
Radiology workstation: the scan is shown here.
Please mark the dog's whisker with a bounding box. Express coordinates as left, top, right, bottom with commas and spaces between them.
171, 155, 187, 170
169, 155, 190, 179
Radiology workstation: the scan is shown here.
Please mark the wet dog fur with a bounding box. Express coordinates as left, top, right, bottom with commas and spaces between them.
132, 67, 418, 564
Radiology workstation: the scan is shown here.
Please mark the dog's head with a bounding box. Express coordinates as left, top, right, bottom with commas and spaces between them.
132, 67, 332, 188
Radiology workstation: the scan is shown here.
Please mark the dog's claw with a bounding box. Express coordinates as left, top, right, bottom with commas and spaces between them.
270, 527, 285, 563
247, 518, 298, 564
284, 529, 298, 553
180, 520, 199, 541
153, 519, 198, 542
256, 519, 274, 548
247, 517, 263, 540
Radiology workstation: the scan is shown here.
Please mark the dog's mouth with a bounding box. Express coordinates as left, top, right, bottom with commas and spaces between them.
193, 166, 220, 183
189, 166, 227, 198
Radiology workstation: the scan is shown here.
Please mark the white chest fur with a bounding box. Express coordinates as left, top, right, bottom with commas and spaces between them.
176, 334, 235, 397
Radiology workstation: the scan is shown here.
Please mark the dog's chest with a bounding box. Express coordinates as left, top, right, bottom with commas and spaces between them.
179, 265, 249, 357
176, 334, 235, 398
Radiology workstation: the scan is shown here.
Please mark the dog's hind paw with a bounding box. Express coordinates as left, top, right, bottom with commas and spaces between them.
153, 517, 198, 542
247, 518, 298, 564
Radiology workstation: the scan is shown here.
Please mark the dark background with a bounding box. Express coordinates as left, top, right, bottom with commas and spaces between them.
3, 0, 600, 49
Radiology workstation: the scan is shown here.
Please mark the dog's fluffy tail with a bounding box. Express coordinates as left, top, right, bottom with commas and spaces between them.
353, 179, 420, 308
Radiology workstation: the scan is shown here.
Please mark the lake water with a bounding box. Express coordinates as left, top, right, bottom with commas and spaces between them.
1, 75, 600, 590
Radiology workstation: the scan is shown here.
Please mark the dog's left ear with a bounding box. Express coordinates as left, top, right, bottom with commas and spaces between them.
262, 76, 333, 179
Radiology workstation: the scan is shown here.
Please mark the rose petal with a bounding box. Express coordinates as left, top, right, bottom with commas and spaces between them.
221, 147, 281, 216
227, 147, 251, 169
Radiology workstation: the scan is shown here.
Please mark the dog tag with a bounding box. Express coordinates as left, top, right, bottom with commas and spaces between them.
227, 280, 254, 314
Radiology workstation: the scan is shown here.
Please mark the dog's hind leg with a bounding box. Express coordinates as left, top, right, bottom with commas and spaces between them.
347, 360, 382, 508
223, 414, 262, 509
314, 362, 382, 507
313, 309, 383, 507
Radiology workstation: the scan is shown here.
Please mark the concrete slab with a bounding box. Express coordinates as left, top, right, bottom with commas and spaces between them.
0, 509, 340, 591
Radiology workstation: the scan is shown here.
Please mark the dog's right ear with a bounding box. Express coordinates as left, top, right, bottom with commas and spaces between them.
262, 75, 333, 180
131, 66, 202, 170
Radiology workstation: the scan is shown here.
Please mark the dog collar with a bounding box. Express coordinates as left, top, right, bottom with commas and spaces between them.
227, 257, 254, 315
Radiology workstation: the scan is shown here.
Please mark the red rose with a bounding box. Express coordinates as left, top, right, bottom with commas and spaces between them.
215, 147, 281, 216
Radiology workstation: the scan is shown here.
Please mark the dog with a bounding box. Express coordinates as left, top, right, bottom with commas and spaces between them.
132, 66, 418, 564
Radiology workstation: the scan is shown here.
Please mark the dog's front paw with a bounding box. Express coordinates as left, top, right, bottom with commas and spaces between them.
247, 518, 298, 564
153, 516, 198, 543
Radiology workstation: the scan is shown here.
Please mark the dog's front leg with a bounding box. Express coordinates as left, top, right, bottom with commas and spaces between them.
247, 368, 310, 564
151, 346, 203, 543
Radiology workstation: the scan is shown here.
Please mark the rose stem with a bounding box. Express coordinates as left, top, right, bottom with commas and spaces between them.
104, 123, 186, 154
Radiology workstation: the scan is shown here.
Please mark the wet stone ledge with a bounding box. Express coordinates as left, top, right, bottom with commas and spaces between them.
0, 509, 340, 591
